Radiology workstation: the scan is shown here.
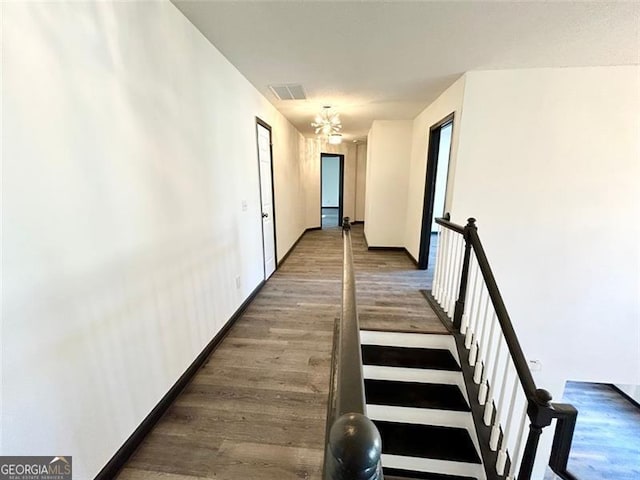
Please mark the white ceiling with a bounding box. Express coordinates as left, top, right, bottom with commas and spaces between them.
173, 1, 639, 141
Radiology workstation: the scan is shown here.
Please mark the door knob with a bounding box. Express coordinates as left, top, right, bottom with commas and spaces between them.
262, 212, 269, 218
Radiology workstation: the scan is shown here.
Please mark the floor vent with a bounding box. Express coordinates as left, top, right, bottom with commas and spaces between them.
269, 84, 306, 100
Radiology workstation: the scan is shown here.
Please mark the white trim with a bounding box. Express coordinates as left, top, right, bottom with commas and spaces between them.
382, 454, 487, 480
363, 365, 469, 405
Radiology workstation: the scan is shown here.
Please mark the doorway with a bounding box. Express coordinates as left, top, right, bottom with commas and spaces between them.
418, 113, 454, 270
256, 118, 277, 279
320, 153, 344, 228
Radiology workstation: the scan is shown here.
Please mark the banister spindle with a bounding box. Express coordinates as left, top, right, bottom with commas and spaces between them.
496, 375, 519, 475
461, 256, 479, 335
508, 404, 529, 480
469, 288, 490, 367
491, 360, 513, 451
436, 228, 450, 304
444, 233, 460, 315
432, 223, 444, 300
474, 307, 494, 382
448, 234, 464, 314
464, 265, 483, 350
477, 313, 498, 402
484, 334, 504, 425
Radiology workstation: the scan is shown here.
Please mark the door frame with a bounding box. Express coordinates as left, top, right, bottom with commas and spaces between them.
418, 112, 454, 270
320, 153, 345, 228
256, 117, 278, 278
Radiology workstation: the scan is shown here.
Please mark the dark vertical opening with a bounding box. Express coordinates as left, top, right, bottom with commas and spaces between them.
256, 117, 278, 276
321, 153, 344, 229
418, 113, 454, 270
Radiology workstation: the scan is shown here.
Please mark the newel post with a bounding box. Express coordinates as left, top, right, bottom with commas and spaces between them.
342, 217, 351, 236
453, 218, 476, 331
325, 413, 383, 480
517, 389, 555, 480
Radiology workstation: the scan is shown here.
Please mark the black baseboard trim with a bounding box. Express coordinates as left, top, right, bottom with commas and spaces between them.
404, 248, 418, 266
365, 245, 418, 268
367, 246, 405, 251
611, 384, 640, 409
94, 280, 266, 480
307, 226, 322, 231
278, 229, 305, 267
352, 220, 364, 225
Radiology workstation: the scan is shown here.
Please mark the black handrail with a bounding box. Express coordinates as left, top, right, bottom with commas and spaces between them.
435, 216, 539, 399
323, 217, 383, 480
435, 215, 577, 480
336, 218, 366, 416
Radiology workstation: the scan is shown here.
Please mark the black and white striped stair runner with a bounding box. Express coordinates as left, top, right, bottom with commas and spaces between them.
360, 330, 486, 480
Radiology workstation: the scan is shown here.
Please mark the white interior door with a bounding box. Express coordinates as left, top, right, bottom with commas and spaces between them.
257, 122, 276, 279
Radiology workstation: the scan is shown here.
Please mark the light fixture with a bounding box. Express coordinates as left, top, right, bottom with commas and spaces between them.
328, 133, 343, 145
311, 106, 342, 138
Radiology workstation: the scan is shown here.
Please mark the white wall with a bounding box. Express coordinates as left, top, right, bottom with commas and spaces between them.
321, 155, 340, 207
363, 121, 413, 246
449, 66, 640, 478
355, 143, 367, 222
405, 76, 465, 259
302, 138, 357, 228
1, 2, 304, 478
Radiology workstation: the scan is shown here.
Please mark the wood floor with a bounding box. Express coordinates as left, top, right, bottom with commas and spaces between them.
545, 381, 640, 480
116, 224, 441, 480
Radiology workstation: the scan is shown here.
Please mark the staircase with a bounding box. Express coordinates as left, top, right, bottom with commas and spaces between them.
361, 330, 486, 480
324, 217, 577, 480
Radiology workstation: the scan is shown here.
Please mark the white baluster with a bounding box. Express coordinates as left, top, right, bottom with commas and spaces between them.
460, 256, 478, 334
469, 288, 490, 368
484, 334, 504, 425
448, 233, 464, 314
477, 313, 498, 403
432, 224, 443, 299
490, 360, 512, 451
434, 227, 447, 303
444, 233, 459, 315
507, 404, 529, 480
473, 302, 493, 385
439, 228, 453, 306
496, 376, 519, 476
465, 264, 483, 349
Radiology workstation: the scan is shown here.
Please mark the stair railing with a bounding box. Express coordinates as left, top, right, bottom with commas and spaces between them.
323, 217, 383, 480
430, 214, 578, 480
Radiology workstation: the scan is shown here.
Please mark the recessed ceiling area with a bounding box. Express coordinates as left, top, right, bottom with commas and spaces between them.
173, 1, 639, 141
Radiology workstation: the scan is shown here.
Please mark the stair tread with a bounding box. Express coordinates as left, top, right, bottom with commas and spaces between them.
365, 379, 470, 411
383, 467, 477, 480
362, 345, 460, 371
374, 420, 481, 464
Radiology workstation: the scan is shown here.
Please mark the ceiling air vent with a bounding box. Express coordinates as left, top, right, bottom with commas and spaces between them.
269, 84, 306, 101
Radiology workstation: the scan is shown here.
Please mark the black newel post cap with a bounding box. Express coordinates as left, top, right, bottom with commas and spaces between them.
466, 218, 477, 227
328, 413, 382, 479
535, 388, 553, 406
342, 217, 351, 230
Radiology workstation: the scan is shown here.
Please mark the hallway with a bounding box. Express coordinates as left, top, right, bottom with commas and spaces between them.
117, 225, 442, 479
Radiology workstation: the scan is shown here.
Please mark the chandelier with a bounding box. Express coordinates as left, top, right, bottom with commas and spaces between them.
311, 106, 342, 138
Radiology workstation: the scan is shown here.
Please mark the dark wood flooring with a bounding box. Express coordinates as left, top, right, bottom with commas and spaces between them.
545, 381, 640, 480
116, 225, 442, 480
